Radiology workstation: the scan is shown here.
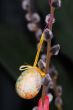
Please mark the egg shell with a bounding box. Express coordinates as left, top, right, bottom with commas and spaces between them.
15, 68, 42, 99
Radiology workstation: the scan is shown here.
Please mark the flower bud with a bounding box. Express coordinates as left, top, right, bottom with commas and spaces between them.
55, 97, 63, 107
35, 29, 42, 41
41, 54, 46, 62
42, 74, 52, 86
38, 59, 46, 70
25, 13, 32, 21
49, 80, 54, 89
56, 86, 62, 96
45, 14, 55, 24
27, 23, 37, 32
51, 44, 60, 55
32, 13, 41, 23
22, 0, 30, 11
32, 106, 38, 110
52, 0, 61, 8
49, 66, 58, 80
44, 28, 53, 41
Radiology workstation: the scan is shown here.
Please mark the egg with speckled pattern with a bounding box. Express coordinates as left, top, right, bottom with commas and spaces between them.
15, 67, 44, 99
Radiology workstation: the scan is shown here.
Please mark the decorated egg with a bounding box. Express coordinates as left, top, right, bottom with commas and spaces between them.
15, 66, 45, 99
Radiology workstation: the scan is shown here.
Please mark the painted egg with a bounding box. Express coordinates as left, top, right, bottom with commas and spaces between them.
15, 67, 43, 99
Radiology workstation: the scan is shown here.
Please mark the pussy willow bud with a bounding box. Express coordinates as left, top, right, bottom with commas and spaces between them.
38, 59, 46, 70
49, 66, 58, 80
22, 0, 30, 11
27, 23, 37, 32
56, 86, 62, 96
45, 14, 55, 24
41, 54, 46, 62
42, 74, 52, 86
32, 13, 41, 23
52, 0, 61, 8
55, 97, 63, 107
51, 44, 60, 55
32, 106, 38, 110
49, 80, 54, 89
25, 13, 32, 21
44, 28, 53, 41
35, 29, 42, 41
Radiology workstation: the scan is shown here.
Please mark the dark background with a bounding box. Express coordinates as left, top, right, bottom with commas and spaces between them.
0, 0, 73, 110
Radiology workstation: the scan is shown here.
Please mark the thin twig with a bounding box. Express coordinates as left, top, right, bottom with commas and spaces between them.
41, 5, 55, 106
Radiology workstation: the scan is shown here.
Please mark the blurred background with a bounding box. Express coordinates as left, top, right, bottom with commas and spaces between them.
0, 0, 73, 110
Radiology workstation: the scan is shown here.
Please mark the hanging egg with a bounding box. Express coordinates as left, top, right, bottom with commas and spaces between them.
15, 66, 45, 99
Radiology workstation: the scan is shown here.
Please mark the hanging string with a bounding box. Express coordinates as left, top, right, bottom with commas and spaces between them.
33, 33, 44, 67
